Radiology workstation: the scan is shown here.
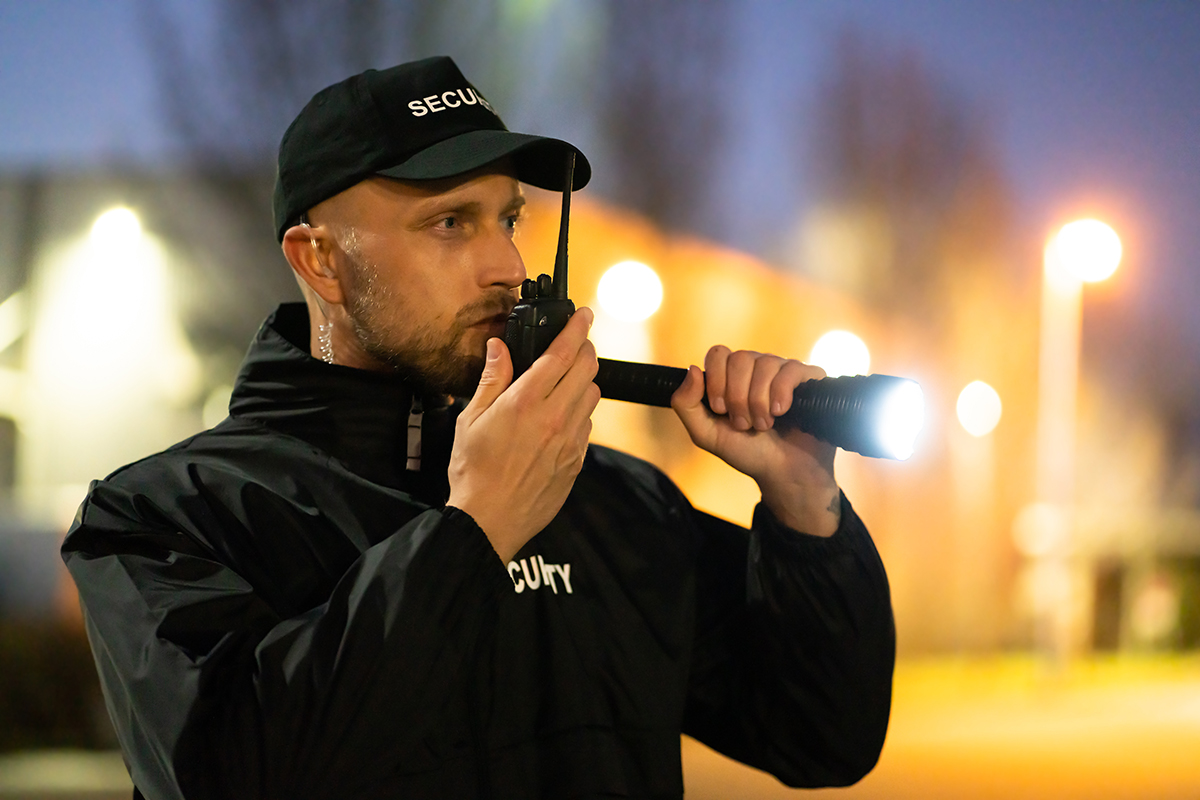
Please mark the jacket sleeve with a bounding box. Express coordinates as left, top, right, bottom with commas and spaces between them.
62, 483, 511, 800
681, 492, 895, 788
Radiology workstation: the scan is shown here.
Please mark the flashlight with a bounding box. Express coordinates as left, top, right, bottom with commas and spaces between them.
594, 359, 924, 460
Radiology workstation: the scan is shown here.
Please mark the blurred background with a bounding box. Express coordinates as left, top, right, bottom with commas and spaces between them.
1, 1, 1199, 797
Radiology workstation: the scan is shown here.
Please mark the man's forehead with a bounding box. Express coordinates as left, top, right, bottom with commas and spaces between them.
312, 161, 523, 226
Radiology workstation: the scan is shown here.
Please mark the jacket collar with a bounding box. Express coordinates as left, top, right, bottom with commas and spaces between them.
228, 303, 455, 497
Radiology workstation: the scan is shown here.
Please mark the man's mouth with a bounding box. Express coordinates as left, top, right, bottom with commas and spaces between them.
471, 310, 511, 334
463, 292, 517, 336
471, 298, 516, 325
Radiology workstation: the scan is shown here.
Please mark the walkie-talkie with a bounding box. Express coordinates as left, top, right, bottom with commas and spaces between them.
503, 150, 924, 460
505, 152, 577, 377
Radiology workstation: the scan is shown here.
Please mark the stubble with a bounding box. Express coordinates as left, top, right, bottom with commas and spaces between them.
342, 249, 513, 398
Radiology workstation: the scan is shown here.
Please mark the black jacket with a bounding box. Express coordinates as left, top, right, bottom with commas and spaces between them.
63, 303, 895, 800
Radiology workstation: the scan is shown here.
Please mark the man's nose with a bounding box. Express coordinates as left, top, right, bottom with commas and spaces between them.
483, 233, 527, 290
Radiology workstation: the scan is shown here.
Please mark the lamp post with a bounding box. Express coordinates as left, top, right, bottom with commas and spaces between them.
1030, 219, 1121, 661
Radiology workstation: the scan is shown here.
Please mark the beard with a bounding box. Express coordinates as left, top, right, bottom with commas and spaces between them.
341, 254, 515, 398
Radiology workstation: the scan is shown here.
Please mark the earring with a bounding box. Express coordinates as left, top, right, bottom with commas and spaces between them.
318, 320, 335, 364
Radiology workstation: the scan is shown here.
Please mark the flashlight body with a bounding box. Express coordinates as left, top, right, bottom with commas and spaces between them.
594, 358, 913, 459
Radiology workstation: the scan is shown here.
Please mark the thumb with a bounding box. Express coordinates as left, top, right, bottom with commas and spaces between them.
466, 337, 512, 414
670, 365, 715, 447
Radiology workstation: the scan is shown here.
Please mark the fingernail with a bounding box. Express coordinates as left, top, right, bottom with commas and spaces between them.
735, 415, 750, 431
771, 400, 783, 416
486, 338, 499, 361
755, 416, 769, 431
712, 397, 726, 414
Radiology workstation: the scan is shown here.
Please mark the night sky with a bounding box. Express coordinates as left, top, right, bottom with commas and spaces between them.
3, 0, 1199, 413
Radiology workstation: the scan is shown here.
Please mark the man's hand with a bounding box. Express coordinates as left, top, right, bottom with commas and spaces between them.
447, 308, 600, 562
671, 346, 841, 537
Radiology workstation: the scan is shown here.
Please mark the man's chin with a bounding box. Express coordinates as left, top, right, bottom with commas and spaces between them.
449, 357, 486, 399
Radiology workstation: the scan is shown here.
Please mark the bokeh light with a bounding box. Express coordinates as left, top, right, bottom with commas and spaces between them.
1049, 219, 1122, 283
596, 260, 663, 322
1012, 502, 1071, 558
89, 207, 142, 250
809, 330, 870, 377
956, 380, 1002, 437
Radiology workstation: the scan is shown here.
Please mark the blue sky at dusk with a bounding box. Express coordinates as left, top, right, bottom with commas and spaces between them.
2, 0, 1198, 409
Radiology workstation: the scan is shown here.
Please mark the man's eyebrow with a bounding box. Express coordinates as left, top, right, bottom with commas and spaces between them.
412, 192, 526, 220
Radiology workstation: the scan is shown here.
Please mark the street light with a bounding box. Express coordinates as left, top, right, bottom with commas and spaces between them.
1037, 219, 1121, 506
90, 207, 142, 249
24, 206, 200, 523
592, 260, 662, 363
809, 329, 870, 378
1028, 217, 1121, 661
1049, 219, 1122, 283
957, 380, 1002, 438
596, 260, 663, 322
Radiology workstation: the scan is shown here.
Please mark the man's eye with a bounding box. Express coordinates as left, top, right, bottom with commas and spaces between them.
505, 215, 521, 232
439, 217, 458, 229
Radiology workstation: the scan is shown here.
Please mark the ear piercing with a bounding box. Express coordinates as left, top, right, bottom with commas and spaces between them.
318, 320, 335, 364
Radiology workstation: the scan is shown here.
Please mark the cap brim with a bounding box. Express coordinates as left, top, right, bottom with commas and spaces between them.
375, 129, 591, 191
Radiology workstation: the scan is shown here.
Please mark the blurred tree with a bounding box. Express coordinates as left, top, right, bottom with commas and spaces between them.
593, 0, 734, 235
136, 0, 526, 391
141, 0, 525, 167
801, 29, 1017, 322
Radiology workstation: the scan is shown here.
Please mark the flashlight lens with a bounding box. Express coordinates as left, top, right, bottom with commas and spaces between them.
876, 380, 924, 460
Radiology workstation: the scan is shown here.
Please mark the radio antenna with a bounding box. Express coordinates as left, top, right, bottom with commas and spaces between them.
551, 151, 574, 300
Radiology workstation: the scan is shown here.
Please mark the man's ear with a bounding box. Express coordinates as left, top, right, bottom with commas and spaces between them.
281, 223, 345, 305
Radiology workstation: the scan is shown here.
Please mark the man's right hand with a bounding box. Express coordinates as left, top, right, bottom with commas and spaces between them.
446, 307, 600, 563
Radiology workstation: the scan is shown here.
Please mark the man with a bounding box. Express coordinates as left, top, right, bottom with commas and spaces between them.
64, 57, 894, 799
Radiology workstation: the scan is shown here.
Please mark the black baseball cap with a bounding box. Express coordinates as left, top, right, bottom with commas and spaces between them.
272, 56, 591, 241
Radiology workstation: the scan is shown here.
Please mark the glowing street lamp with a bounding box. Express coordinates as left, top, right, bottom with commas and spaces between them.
596, 260, 663, 322
591, 260, 663, 367
957, 380, 1002, 438
90, 207, 143, 249
1029, 218, 1121, 661
1048, 219, 1122, 284
24, 205, 200, 520
809, 329, 870, 378
1037, 219, 1121, 508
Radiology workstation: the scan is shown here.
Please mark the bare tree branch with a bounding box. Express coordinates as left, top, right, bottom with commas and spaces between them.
805, 28, 1015, 318
593, 0, 735, 235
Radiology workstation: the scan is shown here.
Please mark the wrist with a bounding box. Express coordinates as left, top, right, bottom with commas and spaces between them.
758, 480, 841, 537
445, 498, 523, 563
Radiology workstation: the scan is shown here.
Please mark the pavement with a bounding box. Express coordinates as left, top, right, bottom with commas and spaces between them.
2, 655, 1198, 799
683, 655, 1200, 799
0, 749, 129, 800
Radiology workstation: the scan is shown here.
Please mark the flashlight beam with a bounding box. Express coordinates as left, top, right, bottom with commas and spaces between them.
594, 357, 922, 459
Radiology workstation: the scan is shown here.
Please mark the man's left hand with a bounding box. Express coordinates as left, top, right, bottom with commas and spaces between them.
671, 346, 840, 537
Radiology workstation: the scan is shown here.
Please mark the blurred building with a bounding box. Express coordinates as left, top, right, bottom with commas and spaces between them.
0, 170, 1195, 655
